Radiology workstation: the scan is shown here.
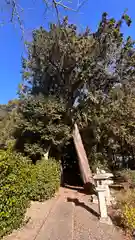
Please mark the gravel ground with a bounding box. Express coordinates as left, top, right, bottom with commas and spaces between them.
3, 187, 127, 240
71, 190, 125, 240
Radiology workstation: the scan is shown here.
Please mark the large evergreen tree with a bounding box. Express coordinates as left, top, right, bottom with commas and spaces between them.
19, 13, 135, 174
1, 12, 135, 184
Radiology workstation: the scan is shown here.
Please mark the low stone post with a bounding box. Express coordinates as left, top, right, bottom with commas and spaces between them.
96, 186, 112, 225
103, 183, 111, 206
93, 173, 114, 206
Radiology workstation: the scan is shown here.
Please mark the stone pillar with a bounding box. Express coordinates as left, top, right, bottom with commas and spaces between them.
96, 186, 112, 225
102, 179, 114, 206
104, 184, 111, 206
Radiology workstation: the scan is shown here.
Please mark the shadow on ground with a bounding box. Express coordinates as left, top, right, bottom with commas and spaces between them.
64, 184, 96, 195
67, 197, 100, 218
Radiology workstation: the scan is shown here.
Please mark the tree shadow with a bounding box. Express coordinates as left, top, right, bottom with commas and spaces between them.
64, 185, 85, 193
67, 197, 99, 218
64, 183, 96, 195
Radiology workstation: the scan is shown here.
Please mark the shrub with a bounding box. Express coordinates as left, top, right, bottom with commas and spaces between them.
28, 158, 60, 201
0, 148, 60, 238
0, 149, 31, 238
122, 204, 135, 232
116, 190, 135, 233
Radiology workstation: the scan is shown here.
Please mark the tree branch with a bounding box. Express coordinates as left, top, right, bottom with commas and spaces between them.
3, 0, 24, 34
52, 0, 87, 12
3, 0, 87, 33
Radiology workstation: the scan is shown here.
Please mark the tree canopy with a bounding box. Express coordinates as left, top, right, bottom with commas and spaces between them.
1, 12, 135, 171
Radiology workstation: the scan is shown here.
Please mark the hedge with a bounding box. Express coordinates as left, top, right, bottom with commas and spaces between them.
0, 149, 60, 238
28, 158, 60, 201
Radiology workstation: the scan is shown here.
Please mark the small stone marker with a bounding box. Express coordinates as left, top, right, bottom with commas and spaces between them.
96, 186, 112, 225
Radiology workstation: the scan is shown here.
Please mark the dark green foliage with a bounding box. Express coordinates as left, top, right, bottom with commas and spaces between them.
20, 20, 96, 107
18, 13, 135, 170
0, 105, 8, 121
0, 100, 18, 121
21, 13, 134, 105
78, 84, 135, 171
0, 147, 60, 238
15, 95, 71, 161
28, 158, 60, 201
0, 100, 20, 149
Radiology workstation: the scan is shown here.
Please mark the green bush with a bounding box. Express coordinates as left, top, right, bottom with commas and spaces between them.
0, 149, 31, 238
28, 158, 60, 201
0, 149, 60, 238
122, 204, 135, 232
116, 190, 135, 233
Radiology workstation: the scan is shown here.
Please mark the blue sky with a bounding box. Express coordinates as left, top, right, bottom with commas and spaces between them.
0, 0, 135, 104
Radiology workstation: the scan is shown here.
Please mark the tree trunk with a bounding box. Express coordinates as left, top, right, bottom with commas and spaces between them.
43, 146, 51, 160
72, 123, 93, 185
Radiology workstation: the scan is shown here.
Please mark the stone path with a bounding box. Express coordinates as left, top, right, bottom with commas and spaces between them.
3, 187, 126, 240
